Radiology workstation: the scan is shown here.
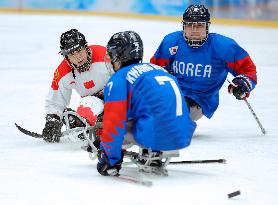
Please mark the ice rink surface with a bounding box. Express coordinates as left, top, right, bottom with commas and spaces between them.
0, 13, 278, 205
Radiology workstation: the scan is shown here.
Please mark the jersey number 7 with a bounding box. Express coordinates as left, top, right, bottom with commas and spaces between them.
155, 76, 183, 116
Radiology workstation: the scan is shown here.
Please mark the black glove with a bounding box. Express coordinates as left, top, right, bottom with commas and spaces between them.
166, 67, 175, 75
42, 114, 63, 143
62, 108, 86, 128
228, 75, 252, 100
97, 150, 123, 176
94, 90, 104, 100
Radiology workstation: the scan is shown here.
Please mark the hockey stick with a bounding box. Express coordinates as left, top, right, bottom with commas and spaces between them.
169, 159, 226, 164
124, 151, 226, 165
15, 123, 44, 138
15, 123, 85, 138
244, 99, 266, 135
227, 79, 266, 135
111, 174, 153, 187
106, 168, 152, 187
15, 124, 152, 186
15, 111, 90, 139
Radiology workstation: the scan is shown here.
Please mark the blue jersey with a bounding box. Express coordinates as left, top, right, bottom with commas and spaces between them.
151, 31, 257, 118
101, 63, 196, 166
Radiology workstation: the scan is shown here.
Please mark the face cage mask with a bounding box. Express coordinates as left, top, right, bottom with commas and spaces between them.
104, 53, 116, 75
68, 47, 92, 73
183, 21, 210, 49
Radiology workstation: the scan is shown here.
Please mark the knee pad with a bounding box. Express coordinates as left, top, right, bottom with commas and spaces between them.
189, 105, 203, 121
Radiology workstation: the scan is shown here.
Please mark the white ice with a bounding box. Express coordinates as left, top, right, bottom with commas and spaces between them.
0, 13, 278, 205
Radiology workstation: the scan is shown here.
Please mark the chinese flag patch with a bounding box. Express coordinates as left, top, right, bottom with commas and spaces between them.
84, 80, 95, 89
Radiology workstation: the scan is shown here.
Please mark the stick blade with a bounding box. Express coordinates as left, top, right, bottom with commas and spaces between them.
228, 190, 241, 198
15, 123, 44, 138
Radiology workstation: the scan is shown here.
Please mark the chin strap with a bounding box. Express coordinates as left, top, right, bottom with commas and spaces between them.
66, 47, 92, 77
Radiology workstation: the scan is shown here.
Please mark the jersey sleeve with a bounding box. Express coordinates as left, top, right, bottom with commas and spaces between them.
150, 38, 171, 68
100, 74, 130, 166
45, 62, 72, 116
150, 32, 181, 69
217, 35, 257, 89
89, 45, 107, 62
150, 31, 183, 73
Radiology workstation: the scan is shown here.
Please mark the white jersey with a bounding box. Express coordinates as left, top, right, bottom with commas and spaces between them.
45, 45, 111, 116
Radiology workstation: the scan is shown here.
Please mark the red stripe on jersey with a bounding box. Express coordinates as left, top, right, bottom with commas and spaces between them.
101, 100, 127, 143
150, 56, 169, 68
101, 143, 112, 149
127, 90, 132, 109
88, 45, 107, 63
227, 56, 257, 82
51, 61, 72, 90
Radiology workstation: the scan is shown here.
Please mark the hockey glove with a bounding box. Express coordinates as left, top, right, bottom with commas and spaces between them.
62, 108, 86, 128
228, 75, 252, 100
166, 68, 175, 76
97, 150, 123, 176
94, 90, 104, 101
42, 114, 63, 143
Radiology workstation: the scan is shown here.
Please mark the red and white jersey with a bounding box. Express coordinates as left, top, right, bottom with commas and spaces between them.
45, 45, 112, 116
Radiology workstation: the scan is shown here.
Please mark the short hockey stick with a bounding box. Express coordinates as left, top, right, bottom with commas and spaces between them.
112, 174, 153, 187
15, 123, 44, 138
169, 159, 226, 164
107, 168, 153, 187
15, 123, 85, 138
244, 99, 266, 135
227, 79, 266, 135
124, 151, 226, 165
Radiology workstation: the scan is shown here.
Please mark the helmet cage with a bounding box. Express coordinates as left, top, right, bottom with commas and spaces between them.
59, 29, 91, 72
67, 47, 92, 73
183, 21, 210, 49
182, 5, 211, 48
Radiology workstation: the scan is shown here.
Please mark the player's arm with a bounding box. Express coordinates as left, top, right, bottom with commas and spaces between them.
45, 80, 72, 116
43, 64, 72, 142
150, 36, 172, 69
224, 40, 257, 100
99, 77, 129, 168
226, 48, 257, 88
45, 63, 72, 116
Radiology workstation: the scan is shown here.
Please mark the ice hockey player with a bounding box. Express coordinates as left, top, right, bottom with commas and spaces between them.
42, 29, 113, 143
96, 31, 196, 176
150, 5, 257, 121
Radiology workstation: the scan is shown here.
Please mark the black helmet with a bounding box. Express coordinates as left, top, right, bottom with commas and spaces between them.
106, 31, 143, 68
60, 29, 88, 56
183, 4, 210, 23
59, 29, 91, 72
182, 5, 211, 49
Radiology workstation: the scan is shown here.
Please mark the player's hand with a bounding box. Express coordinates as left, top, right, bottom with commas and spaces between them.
42, 114, 63, 142
97, 150, 122, 176
94, 89, 104, 100
228, 75, 252, 100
